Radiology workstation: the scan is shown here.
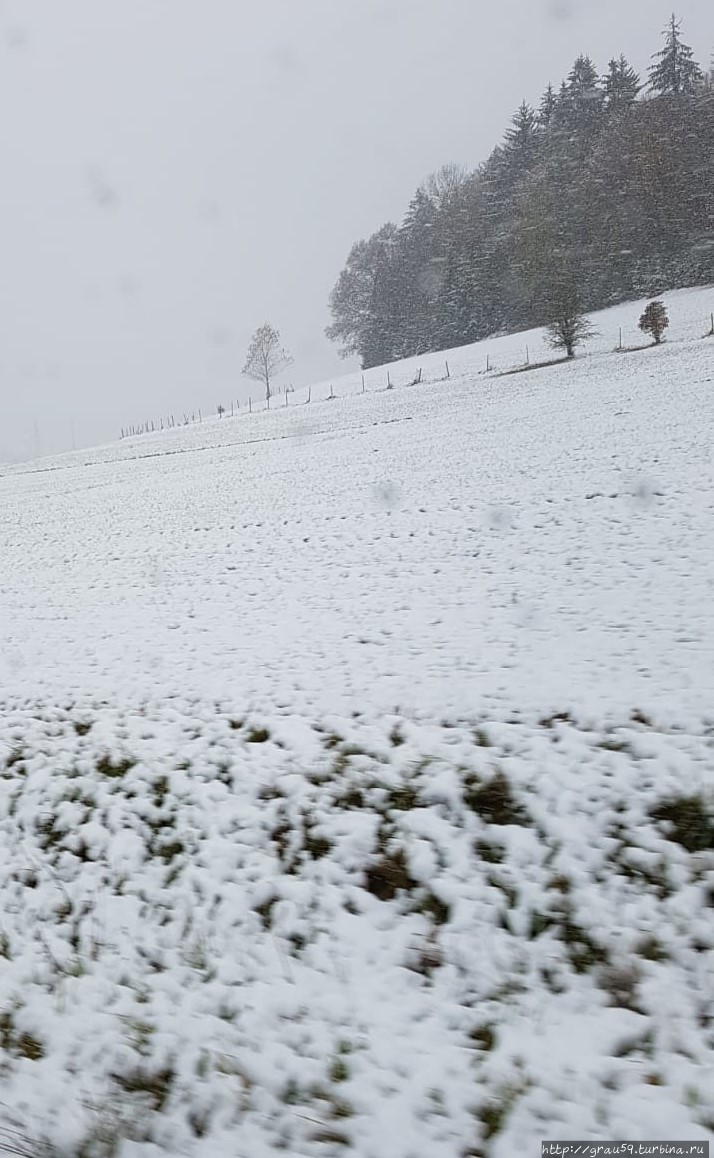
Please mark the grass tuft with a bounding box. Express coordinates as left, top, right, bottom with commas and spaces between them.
650, 793, 714, 853
463, 770, 530, 827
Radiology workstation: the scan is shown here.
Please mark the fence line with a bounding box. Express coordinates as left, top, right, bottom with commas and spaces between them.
119, 314, 714, 439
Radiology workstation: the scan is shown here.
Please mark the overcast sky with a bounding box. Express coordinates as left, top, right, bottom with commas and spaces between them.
0, 0, 710, 456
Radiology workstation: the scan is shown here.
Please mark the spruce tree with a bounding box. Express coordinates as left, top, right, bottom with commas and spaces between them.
397, 188, 441, 355
563, 55, 604, 131
648, 14, 703, 96
538, 84, 557, 128
506, 101, 538, 148
504, 102, 539, 173
326, 14, 714, 368
603, 56, 641, 113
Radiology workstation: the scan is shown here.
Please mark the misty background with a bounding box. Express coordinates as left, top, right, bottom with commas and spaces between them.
0, 0, 710, 458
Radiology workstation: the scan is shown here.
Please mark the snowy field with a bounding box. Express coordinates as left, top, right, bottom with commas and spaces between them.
0, 286, 713, 1156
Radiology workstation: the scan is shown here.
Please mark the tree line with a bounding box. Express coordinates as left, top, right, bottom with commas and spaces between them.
326, 15, 714, 369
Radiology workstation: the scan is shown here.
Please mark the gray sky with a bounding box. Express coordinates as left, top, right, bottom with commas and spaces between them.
0, 0, 711, 456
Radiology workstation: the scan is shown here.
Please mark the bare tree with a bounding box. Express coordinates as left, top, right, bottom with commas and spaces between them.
242, 324, 293, 403
423, 162, 470, 208
545, 286, 595, 358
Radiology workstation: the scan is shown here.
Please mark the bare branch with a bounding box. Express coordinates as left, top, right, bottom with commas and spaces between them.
242, 323, 293, 401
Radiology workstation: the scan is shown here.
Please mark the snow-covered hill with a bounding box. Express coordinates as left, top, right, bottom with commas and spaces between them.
0, 286, 713, 1157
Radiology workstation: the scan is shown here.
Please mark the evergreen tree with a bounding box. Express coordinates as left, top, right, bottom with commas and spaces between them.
562, 55, 604, 132
639, 300, 670, 344
394, 188, 442, 355
505, 101, 538, 152
603, 56, 641, 113
549, 81, 570, 129
538, 84, 557, 128
361, 233, 405, 367
648, 14, 703, 96
326, 16, 714, 370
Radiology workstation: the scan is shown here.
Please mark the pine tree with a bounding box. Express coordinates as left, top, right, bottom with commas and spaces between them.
648, 14, 704, 96
326, 17, 714, 368
506, 101, 538, 151
603, 56, 641, 113
550, 80, 570, 129
538, 84, 557, 128
562, 55, 604, 131
396, 188, 441, 355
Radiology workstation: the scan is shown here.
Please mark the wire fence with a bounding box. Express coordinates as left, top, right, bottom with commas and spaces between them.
119, 311, 714, 441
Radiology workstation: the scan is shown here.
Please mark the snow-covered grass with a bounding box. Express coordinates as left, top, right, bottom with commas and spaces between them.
0, 285, 713, 1156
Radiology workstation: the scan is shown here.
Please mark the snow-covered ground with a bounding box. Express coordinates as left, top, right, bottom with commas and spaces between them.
0, 286, 713, 1156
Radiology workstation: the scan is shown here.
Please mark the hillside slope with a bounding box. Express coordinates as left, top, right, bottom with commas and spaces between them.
0, 288, 713, 1157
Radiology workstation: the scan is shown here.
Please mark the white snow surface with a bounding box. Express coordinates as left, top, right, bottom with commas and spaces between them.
0, 286, 713, 1156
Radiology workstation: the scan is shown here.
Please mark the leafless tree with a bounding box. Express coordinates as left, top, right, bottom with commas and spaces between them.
545, 285, 595, 358
423, 162, 470, 208
242, 324, 293, 403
